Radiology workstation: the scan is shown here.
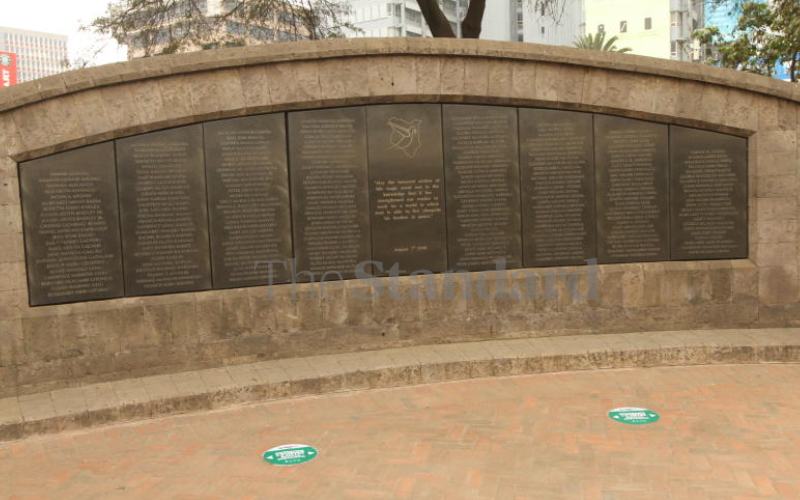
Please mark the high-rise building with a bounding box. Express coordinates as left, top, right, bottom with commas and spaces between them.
480, 0, 585, 46
584, 0, 703, 62
479, 0, 518, 41
522, 0, 585, 46
345, 0, 464, 38
345, 0, 584, 45
0, 26, 68, 83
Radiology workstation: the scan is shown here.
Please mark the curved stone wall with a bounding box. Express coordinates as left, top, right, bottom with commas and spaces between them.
0, 39, 797, 396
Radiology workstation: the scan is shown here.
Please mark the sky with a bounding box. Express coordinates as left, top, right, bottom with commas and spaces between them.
2, 0, 128, 66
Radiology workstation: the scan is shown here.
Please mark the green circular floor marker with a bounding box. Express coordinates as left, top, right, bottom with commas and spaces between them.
608, 407, 660, 425
263, 444, 318, 466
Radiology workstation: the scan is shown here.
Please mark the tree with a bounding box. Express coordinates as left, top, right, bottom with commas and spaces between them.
92, 0, 356, 57
694, 0, 799, 82
417, 0, 567, 39
92, 0, 571, 59
573, 32, 632, 53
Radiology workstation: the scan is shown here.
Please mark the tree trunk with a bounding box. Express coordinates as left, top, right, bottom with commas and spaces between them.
461, 0, 485, 38
791, 53, 797, 82
416, 0, 456, 37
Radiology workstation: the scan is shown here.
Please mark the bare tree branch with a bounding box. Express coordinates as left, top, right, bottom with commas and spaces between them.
415, 0, 455, 38
461, 0, 485, 38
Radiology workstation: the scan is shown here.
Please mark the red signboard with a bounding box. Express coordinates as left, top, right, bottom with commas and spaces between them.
0, 52, 18, 88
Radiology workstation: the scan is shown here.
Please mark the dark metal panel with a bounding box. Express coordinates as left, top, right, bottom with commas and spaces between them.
670, 126, 748, 260
520, 108, 596, 267
595, 115, 670, 264
443, 105, 521, 272
288, 107, 371, 281
116, 124, 213, 295
204, 114, 292, 288
19, 142, 125, 306
367, 104, 447, 275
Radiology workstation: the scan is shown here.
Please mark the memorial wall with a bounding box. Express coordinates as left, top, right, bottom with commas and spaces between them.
19, 104, 748, 306
2, 39, 797, 397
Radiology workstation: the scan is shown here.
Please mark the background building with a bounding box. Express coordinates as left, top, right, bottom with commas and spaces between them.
583, 0, 703, 62
0, 26, 67, 83
346, 0, 584, 45
0, 52, 18, 88
522, 0, 585, 46
346, 0, 463, 38
479, 0, 518, 41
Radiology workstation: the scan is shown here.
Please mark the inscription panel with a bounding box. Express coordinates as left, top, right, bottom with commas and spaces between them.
520, 109, 596, 267
671, 126, 747, 260
205, 114, 292, 288
443, 105, 521, 271
595, 115, 669, 263
20, 143, 124, 305
368, 104, 447, 274
288, 107, 371, 280
19, 105, 751, 305
116, 125, 212, 295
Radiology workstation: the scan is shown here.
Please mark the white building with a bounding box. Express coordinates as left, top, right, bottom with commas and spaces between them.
522, 0, 585, 46
345, 0, 584, 43
584, 0, 703, 61
0, 26, 67, 83
344, 0, 703, 63
346, 0, 463, 38
480, 0, 519, 41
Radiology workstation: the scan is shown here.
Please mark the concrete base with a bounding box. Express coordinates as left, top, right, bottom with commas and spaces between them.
1, 328, 798, 442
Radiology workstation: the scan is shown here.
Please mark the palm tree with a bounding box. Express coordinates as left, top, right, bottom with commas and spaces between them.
574, 32, 632, 53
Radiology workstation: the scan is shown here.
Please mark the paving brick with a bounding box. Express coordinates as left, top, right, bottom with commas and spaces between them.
3, 363, 800, 498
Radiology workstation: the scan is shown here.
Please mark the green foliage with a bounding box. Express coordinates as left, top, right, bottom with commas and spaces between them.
573, 32, 632, 53
694, 0, 799, 82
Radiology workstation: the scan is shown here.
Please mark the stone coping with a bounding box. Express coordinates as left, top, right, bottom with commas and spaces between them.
0, 328, 797, 442
0, 38, 797, 114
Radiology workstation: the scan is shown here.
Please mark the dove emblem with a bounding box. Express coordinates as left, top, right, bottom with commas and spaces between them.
387, 117, 423, 158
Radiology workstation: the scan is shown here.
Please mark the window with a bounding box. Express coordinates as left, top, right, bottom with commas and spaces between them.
620, 21, 627, 33
671, 12, 681, 27
598, 24, 605, 34
540, 4, 545, 16
645, 17, 652, 30
540, 26, 545, 35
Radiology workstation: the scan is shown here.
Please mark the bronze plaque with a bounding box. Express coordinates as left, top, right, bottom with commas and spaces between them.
520, 108, 596, 267
670, 126, 748, 260
288, 107, 371, 280
367, 104, 447, 275
443, 105, 521, 271
116, 125, 212, 295
19, 143, 124, 306
595, 115, 669, 263
204, 114, 292, 288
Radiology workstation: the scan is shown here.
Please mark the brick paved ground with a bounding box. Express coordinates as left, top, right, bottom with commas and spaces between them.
2, 364, 800, 499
